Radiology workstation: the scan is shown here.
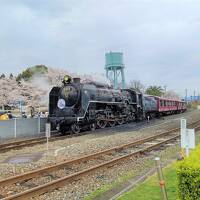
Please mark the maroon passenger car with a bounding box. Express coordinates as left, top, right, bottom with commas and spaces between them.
153, 96, 187, 115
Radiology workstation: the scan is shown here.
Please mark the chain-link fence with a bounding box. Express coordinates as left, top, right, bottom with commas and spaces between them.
0, 118, 47, 139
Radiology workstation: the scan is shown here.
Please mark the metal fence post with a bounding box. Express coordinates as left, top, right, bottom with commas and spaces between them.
155, 157, 168, 200
38, 117, 41, 134
14, 118, 17, 138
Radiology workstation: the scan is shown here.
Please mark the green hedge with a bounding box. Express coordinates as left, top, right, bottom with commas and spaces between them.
176, 145, 200, 200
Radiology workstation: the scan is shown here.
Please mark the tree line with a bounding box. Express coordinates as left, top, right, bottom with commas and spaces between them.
129, 80, 179, 98
0, 65, 48, 82
0, 73, 13, 79
0, 65, 179, 98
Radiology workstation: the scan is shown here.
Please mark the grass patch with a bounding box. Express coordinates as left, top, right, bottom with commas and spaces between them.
118, 165, 177, 200
84, 184, 113, 200
84, 170, 140, 200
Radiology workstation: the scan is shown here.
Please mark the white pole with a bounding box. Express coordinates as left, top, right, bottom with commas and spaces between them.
38, 117, 40, 134
180, 118, 186, 136
14, 118, 17, 138
45, 123, 51, 152
47, 136, 49, 151
180, 118, 186, 152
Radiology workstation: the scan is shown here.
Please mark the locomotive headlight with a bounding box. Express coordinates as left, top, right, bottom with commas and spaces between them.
57, 99, 66, 109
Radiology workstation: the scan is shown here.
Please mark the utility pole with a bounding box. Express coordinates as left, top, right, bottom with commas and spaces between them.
194, 90, 196, 100
185, 89, 188, 101
163, 85, 167, 93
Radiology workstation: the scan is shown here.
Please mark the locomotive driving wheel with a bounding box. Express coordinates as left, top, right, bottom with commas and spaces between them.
97, 120, 107, 129
125, 115, 131, 123
108, 120, 116, 127
59, 125, 67, 135
117, 118, 124, 125
129, 113, 135, 122
71, 123, 80, 134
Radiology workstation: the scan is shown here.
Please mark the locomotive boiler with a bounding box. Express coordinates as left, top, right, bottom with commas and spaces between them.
49, 75, 144, 134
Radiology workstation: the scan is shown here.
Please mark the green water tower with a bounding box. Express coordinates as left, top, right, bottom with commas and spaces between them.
105, 52, 125, 89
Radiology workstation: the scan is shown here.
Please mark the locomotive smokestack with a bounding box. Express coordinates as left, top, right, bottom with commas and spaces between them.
73, 78, 81, 84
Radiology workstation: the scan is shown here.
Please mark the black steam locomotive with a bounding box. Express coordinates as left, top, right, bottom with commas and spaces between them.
49, 75, 144, 134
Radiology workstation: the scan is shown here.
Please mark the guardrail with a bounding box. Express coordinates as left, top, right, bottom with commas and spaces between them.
0, 118, 47, 139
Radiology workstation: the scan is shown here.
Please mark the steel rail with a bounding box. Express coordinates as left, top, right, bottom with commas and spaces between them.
1, 120, 200, 199
0, 137, 45, 148
2, 135, 180, 200
0, 122, 196, 187
0, 126, 182, 187
0, 121, 199, 188
0, 134, 75, 152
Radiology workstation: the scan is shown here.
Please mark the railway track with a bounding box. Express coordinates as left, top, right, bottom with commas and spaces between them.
0, 123, 157, 152
0, 132, 90, 152
0, 121, 200, 200
0, 130, 113, 152
0, 117, 198, 153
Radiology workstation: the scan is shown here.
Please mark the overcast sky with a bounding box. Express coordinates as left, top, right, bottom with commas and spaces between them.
0, 0, 200, 96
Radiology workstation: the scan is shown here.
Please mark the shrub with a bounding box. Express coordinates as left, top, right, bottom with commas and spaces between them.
176, 145, 200, 200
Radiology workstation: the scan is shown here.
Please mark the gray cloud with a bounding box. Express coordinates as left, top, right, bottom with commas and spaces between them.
0, 0, 200, 96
